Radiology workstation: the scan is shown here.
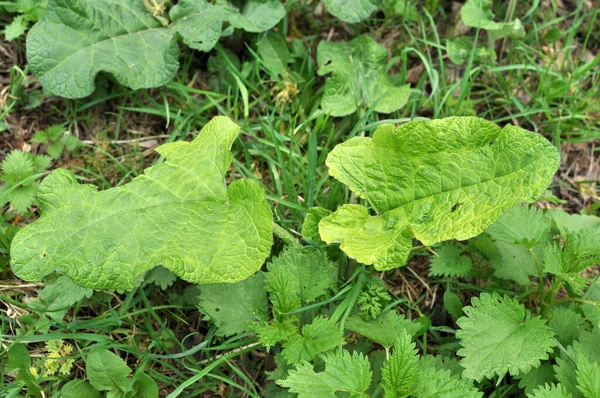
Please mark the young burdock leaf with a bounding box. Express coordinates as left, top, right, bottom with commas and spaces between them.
456, 293, 556, 382
86, 350, 131, 392
257, 31, 294, 78
278, 350, 372, 397
381, 330, 418, 398
320, 117, 559, 270
282, 316, 344, 364
446, 37, 496, 65
170, 0, 285, 52
322, 0, 378, 23
485, 206, 551, 248
134, 373, 159, 398
11, 117, 273, 289
317, 35, 410, 117
428, 244, 472, 277
266, 247, 337, 304
414, 357, 482, 398
302, 207, 332, 242
28, 276, 93, 321
460, 0, 525, 39
198, 273, 268, 336
346, 311, 422, 350
7, 344, 31, 373
26, 0, 179, 98
527, 384, 573, 398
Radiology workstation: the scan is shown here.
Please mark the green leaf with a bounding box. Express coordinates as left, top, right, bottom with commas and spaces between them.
27, 0, 179, 98
252, 318, 297, 351
278, 350, 372, 397
198, 273, 268, 336
443, 289, 464, 320
346, 311, 422, 350
576, 353, 600, 398
428, 244, 472, 277
382, 0, 420, 21
322, 0, 378, 23
11, 117, 273, 289
549, 306, 588, 347
489, 240, 540, 286
134, 373, 159, 398
170, 0, 284, 52
86, 350, 131, 392
282, 316, 344, 364
460, 0, 525, 39
414, 357, 482, 398
456, 293, 556, 382
4, 15, 28, 41
7, 344, 31, 373
485, 206, 551, 248
302, 207, 332, 242
144, 266, 177, 291
61, 380, 102, 398
6, 183, 38, 214
317, 35, 410, 116
381, 330, 418, 398
446, 37, 496, 65
266, 247, 337, 304
257, 31, 293, 78
320, 117, 559, 270
28, 276, 93, 321
527, 384, 573, 398
517, 362, 555, 395
582, 280, 600, 327
555, 331, 600, 398
1, 150, 34, 185
548, 210, 600, 236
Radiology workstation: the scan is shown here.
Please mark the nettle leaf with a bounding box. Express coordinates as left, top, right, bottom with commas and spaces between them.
170, 0, 285, 52
460, 0, 525, 39
485, 206, 551, 248
527, 384, 573, 398
278, 350, 372, 397
428, 244, 472, 277
415, 357, 482, 398
489, 240, 540, 286
381, 330, 418, 398
282, 316, 344, 364
322, 0, 378, 23
576, 353, 600, 398
456, 293, 556, 382
346, 310, 422, 350
555, 331, 600, 398
144, 266, 177, 291
548, 210, 600, 236
317, 35, 410, 117
10, 117, 273, 289
265, 247, 337, 304
319, 117, 559, 270
198, 273, 268, 336
549, 306, 588, 347
517, 362, 555, 395
26, 0, 179, 98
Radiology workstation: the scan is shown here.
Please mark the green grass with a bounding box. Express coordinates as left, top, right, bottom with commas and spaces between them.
1, 0, 599, 396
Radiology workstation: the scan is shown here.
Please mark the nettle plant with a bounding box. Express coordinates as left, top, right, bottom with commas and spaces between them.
11, 115, 600, 396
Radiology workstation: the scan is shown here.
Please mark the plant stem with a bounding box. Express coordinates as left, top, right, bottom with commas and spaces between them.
272, 222, 301, 248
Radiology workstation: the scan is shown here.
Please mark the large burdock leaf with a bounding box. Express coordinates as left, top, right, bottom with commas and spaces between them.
26, 0, 179, 99
322, 0, 378, 23
460, 0, 525, 39
10, 117, 273, 289
170, 0, 285, 52
317, 35, 410, 117
27, 0, 286, 98
319, 117, 559, 270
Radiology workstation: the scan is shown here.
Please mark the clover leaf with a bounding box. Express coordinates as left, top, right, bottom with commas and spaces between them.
319, 117, 559, 270
10, 117, 273, 289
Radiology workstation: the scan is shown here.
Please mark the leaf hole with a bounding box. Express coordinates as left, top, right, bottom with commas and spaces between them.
215, 307, 220, 312
489, 140, 495, 146
450, 203, 462, 213
42, 252, 47, 258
